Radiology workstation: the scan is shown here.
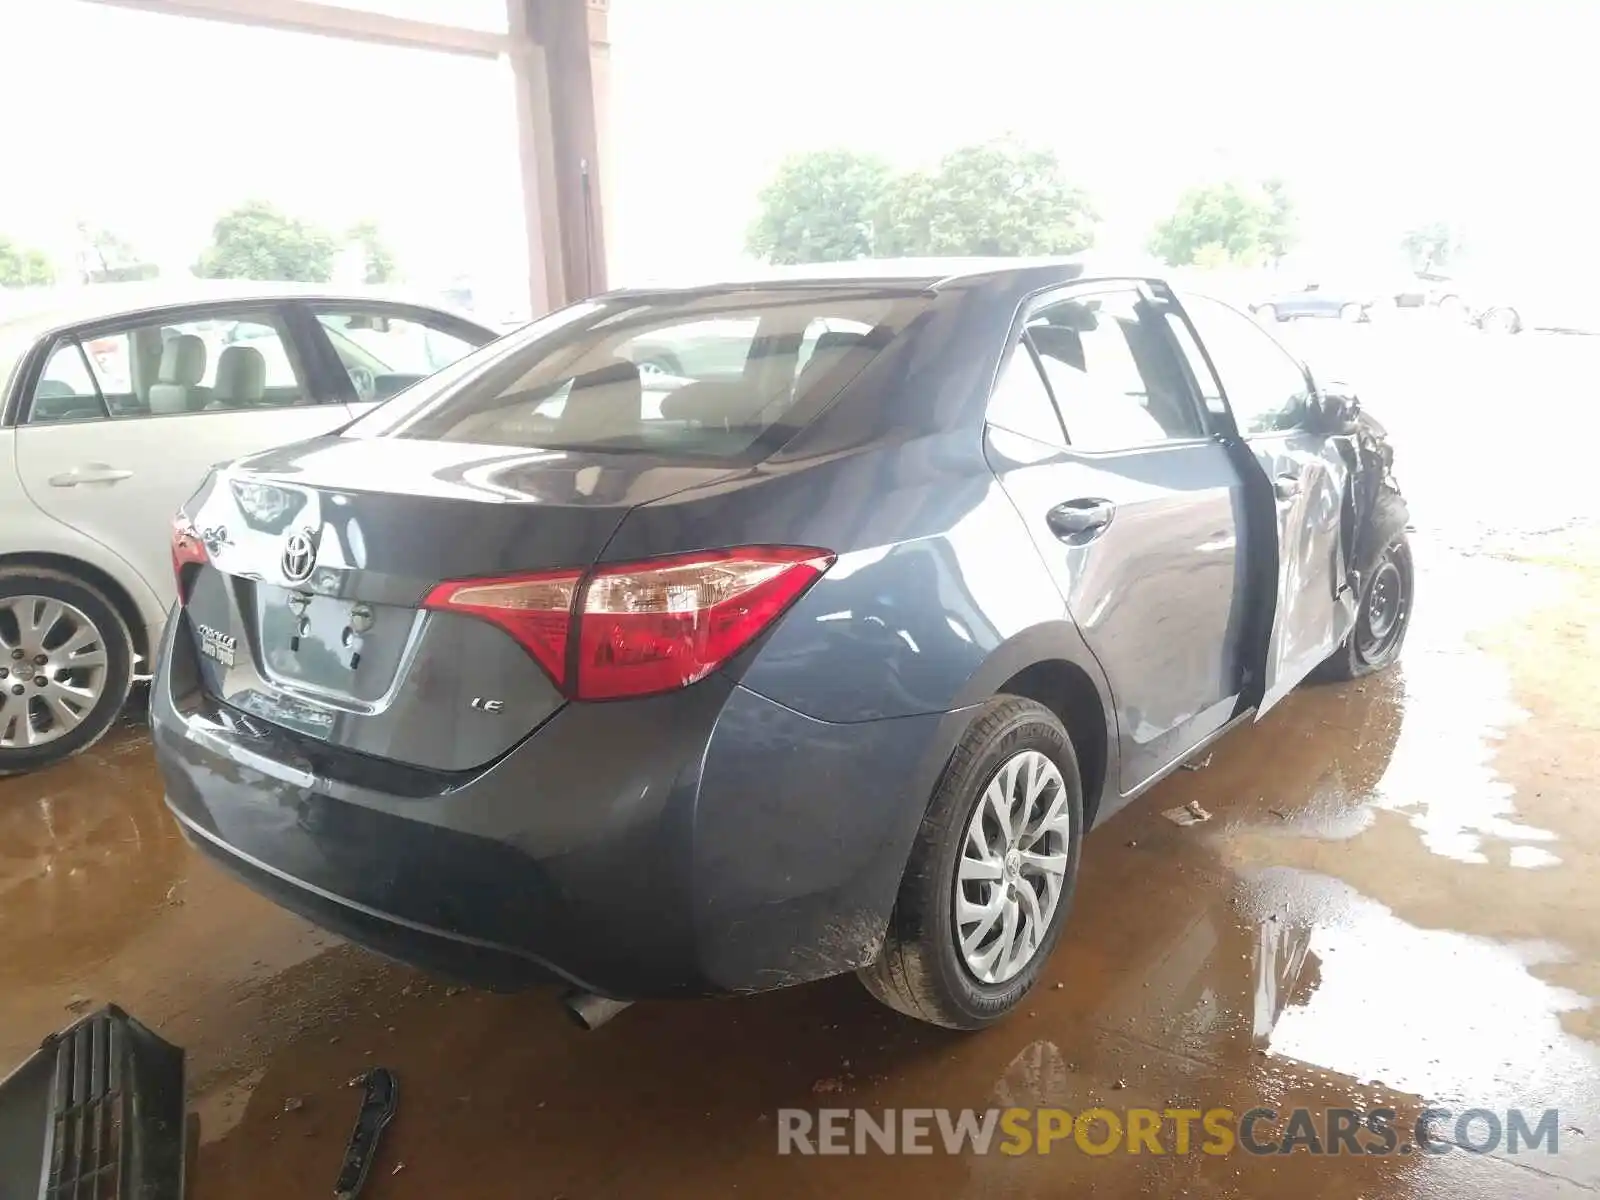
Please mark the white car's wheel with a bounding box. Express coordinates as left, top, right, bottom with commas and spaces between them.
0, 568, 133, 777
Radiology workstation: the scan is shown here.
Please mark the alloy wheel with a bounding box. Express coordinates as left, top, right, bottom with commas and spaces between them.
954, 749, 1073, 985
0, 596, 110, 749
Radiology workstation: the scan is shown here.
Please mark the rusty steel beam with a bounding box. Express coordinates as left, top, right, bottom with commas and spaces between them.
82, 0, 610, 315
84, 0, 509, 57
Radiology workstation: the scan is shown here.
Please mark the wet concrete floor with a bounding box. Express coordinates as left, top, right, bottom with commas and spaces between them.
3, 324, 1599, 1197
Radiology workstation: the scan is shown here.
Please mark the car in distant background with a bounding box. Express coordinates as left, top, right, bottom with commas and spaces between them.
1393, 270, 1464, 316
1472, 277, 1600, 335
0, 281, 496, 773
1250, 281, 1378, 323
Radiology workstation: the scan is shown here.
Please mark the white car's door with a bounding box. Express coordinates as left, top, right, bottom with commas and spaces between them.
14, 307, 355, 614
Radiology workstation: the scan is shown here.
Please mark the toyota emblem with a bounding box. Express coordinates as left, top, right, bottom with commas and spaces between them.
281, 530, 317, 584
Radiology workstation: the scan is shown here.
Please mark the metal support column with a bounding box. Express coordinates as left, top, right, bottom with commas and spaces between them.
508, 0, 610, 315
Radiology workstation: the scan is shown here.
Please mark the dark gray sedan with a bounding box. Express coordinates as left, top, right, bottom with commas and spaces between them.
151, 260, 1411, 1030
1252, 280, 1379, 323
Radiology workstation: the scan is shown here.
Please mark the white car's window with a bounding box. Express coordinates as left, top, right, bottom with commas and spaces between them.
314, 310, 481, 402
1178, 295, 1311, 434
1027, 289, 1203, 452
986, 341, 1068, 448
28, 310, 311, 422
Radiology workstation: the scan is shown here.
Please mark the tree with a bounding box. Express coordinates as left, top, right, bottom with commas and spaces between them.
1400, 220, 1462, 272
77, 222, 158, 283
0, 237, 55, 288
1261, 176, 1296, 264
745, 149, 894, 264
878, 137, 1099, 257
194, 200, 336, 282
1147, 179, 1292, 268
348, 219, 398, 284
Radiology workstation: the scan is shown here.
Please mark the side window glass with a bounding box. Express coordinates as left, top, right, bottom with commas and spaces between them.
1028, 289, 1203, 451
1179, 295, 1311, 434
986, 341, 1067, 448
34, 311, 309, 420
316, 311, 482, 402
30, 341, 107, 422
1163, 312, 1227, 418
152, 313, 308, 414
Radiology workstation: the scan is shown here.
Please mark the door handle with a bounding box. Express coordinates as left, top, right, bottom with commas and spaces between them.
1274, 473, 1301, 500
1047, 498, 1115, 542
48, 464, 134, 487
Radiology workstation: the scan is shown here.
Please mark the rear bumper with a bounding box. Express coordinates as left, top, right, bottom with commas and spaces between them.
151, 612, 959, 998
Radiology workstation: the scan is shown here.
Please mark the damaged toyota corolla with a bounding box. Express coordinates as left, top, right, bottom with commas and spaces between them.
150, 260, 1410, 1030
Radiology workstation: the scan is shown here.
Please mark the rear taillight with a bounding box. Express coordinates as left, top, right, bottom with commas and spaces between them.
423, 546, 833, 701
171, 513, 209, 601
422, 570, 582, 689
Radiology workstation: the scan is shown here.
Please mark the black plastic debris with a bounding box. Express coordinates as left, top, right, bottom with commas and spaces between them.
0, 1005, 185, 1200
333, 1068, 397, 1200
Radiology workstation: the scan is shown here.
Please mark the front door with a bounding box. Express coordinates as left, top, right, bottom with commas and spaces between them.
985, 283, 1253, 794
1171, 293, 1355, 712
15, 306, 356, 615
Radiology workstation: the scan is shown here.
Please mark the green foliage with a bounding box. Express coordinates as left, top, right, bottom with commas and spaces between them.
78, 223, 158, 283
1261, 177, 1296, 263
1147, 179, 1295, 268
746, 138, 1099, 264
1400, 220, 1463, 272
349, 219, 399, 284
194, 200, 336, 282
746, 150, 894, 265
0, 237, 56, 288
879, 138, 1099, 257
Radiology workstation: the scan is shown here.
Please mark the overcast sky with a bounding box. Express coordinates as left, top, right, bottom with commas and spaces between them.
2, 0, 1590, 305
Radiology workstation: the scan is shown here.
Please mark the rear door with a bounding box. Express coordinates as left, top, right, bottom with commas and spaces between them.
14, 304, 357, 614
1169, 292, 1355, 712
985, 282, 1253, 793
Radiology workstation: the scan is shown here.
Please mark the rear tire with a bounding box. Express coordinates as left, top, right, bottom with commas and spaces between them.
1314, 491, 1414, 682
1255, 304, 1278, 324
0, 568, 133, 777
858, 696, 1084, 1030
1340, 303, 1364, 323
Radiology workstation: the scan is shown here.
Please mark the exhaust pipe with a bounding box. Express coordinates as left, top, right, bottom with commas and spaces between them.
561, 989, 633, 1031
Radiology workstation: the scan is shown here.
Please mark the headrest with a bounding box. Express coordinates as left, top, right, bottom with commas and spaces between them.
159, 334, 206, 386
570, 358, 642, 394
557, 358, 644, 439
659, 380, 762, 425
214, 345, 267, 402
811, 330, 867, 358
1029, 324, 1085, 371
795, 329, 870, 397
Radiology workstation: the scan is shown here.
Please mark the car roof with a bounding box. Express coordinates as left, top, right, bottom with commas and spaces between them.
0, 279, 486, 342
601, 256, 1148, 296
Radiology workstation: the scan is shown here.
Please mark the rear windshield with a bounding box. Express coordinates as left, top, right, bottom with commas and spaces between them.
342, 288, 929, 458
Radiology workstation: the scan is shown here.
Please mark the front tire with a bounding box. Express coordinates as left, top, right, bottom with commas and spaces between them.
0, 568, 133, 776
858, 696, 1084, 1030
1314, 492, 1414, 681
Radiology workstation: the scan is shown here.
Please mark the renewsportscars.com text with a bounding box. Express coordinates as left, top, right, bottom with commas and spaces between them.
777, 1107, 1563, 1157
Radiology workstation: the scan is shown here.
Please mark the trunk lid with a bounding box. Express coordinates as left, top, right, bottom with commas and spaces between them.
178, 436, 742, 772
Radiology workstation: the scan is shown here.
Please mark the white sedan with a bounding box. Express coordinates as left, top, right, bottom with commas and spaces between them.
0, 280, 497, 773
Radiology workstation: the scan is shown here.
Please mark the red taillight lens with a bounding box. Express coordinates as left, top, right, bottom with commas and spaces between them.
422, 547, 833, 700
422, 570, 582, 689
171, 513, 209, 601
575, 546, 833, 700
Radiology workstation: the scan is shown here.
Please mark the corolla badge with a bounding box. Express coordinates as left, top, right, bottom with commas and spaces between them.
281, 529, 318, 583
